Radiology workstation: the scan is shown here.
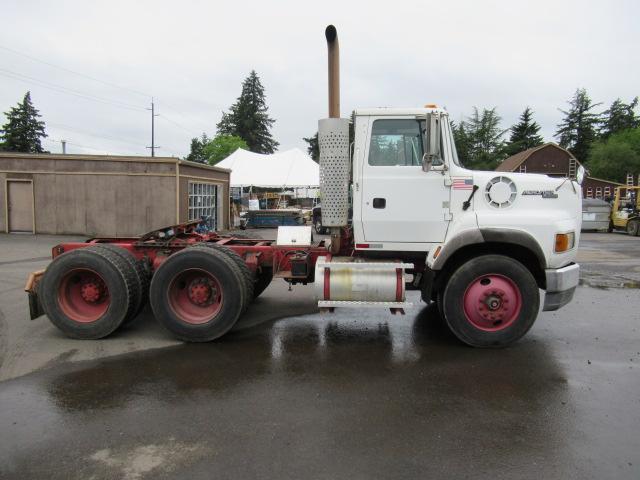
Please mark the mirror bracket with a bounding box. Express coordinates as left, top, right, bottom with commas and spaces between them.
422, 112, 442, 172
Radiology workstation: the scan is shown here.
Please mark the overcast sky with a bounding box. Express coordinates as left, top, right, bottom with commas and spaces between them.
1, 0, 638, 157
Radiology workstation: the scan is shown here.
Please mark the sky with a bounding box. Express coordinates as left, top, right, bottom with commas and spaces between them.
0, 0, 638, 158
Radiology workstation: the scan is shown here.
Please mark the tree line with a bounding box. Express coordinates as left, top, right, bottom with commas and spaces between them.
0, 71, 280, 164
2, 81, 639, 184
452, 89, 639, 182
302, 89, 639, 184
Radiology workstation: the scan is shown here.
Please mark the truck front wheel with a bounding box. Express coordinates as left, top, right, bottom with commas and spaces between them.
442, 255, 539, 348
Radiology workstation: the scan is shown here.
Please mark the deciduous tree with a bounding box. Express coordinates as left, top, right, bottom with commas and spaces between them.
588, 127, 640, 183
204, 134, 248, 165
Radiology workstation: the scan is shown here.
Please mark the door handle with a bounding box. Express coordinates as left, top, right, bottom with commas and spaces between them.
373, 198, 386, 209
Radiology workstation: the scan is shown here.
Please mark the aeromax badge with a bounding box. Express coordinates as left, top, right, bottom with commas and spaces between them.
522, 190, 558, 198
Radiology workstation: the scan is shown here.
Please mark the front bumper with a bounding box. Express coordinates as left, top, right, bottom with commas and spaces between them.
543, 263, 580, 311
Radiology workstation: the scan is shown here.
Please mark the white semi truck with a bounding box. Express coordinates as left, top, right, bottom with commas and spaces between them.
27, 25, 582, 347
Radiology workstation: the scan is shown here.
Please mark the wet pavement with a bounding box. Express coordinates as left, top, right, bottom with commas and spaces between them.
0, 232, 639, 479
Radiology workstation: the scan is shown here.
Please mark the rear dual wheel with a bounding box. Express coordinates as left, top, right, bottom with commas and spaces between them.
40, 247, 141, 339
441, 255, 539, 348
149, 246, 252, 342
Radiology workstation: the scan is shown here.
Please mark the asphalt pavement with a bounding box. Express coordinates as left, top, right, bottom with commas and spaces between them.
0, 231, 639, 479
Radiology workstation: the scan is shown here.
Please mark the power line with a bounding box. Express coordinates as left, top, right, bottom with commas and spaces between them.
0, 44, 151, 99
1, 44, 214, 134
0, 68, 148, 112
44, 137, 130, 156
159, 100, 213, 134
158, 113, 202, 137
0, 48, 209, 155
47, 122, 145, 147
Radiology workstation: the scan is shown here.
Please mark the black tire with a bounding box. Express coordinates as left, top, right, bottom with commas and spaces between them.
627, 219, 639, 236
86, 244, 149, 322
253, 269, 273, 298
191, 243, 254, 308
607, 221, 614, 233
40, 248, 136, 339
441, 255, 539, 348
149, 247, 247, 342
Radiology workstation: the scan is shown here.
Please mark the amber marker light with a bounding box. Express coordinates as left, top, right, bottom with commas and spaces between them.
554, 232, 575, 253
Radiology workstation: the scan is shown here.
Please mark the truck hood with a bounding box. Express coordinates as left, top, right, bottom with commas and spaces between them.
470, 171, 582, 268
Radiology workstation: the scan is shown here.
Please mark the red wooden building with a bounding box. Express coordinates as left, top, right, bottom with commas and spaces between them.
496, 143, 623, 199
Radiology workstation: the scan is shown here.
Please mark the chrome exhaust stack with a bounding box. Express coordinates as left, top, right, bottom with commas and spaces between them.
319, 25, 350, 253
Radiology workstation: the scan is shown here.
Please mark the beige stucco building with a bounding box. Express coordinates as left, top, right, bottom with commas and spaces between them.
0, 152, 230, 236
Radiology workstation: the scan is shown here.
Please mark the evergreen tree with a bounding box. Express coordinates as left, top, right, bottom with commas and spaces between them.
600, 97, 639, 139
185, 133, 210, 163
303, 133, 319, 162
217, 71, 279, 154
451, 120, 472, 166
555, 88, 601, 162
464, 107, 506, 170
504, 107, 544, 156
0, 91, 47, 153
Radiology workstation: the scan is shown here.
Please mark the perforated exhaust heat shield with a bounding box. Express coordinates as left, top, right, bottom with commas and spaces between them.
319, 118, 350, 227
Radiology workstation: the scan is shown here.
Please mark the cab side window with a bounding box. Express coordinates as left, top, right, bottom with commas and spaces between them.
368, 119, 424, 166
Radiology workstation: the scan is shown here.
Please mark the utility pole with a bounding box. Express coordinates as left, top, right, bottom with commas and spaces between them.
146, 97, 160, 157
61, 139, 66, 154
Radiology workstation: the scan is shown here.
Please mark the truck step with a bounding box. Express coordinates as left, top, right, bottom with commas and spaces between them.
318, 300, 412, 315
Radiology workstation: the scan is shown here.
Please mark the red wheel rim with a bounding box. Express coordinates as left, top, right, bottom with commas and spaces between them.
462, 274, 522, 332
167, 268, 223, 325
58, 268, 110, 323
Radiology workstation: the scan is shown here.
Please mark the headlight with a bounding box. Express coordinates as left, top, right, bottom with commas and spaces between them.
555, 232, 575, 253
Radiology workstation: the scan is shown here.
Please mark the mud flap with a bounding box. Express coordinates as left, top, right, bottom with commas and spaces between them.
25, 270, 45, 320
28, 291, 45, 320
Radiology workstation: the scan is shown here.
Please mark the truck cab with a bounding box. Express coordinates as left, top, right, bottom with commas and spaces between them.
350, 106, 582, 316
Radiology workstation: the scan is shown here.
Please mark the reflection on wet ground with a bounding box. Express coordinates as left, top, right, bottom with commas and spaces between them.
2, 288, 639, 479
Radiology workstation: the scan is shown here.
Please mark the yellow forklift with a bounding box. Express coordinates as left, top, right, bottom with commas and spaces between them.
609, 186, 640, 235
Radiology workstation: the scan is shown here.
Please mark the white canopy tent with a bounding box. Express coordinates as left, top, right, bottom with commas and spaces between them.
217, 148, 319, 189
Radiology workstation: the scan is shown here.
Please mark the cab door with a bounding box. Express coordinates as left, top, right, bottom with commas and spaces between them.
360, 117, 450, 245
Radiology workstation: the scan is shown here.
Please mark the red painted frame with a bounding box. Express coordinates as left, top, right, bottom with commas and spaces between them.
50, 221, 333, 283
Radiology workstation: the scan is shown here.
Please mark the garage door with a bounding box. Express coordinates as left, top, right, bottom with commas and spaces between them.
7, 180, 34, 233
188, 182, 218, 229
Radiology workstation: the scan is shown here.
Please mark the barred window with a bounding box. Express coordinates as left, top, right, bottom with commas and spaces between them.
188, 182, 218, 226
595, 187, 602, 199
586, 188, 593, 198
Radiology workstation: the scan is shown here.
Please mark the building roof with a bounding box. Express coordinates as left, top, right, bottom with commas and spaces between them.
584, 176, 624, 186
495, 142, 579, 172
0, 152, 230, 173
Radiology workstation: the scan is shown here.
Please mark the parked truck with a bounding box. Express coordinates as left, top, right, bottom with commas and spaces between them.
25, 26, 583, 347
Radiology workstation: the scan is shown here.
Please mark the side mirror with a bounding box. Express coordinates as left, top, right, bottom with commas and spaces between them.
576, 165, 586, 185
422, 113, 441, 172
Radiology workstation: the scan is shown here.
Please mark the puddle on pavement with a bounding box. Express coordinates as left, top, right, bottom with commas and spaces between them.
580, 272, 640, 290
